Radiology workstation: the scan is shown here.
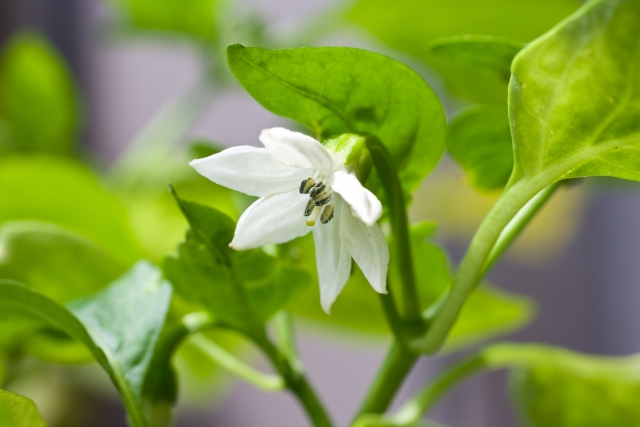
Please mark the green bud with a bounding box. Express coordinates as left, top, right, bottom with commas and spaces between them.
323, 134, 372, 183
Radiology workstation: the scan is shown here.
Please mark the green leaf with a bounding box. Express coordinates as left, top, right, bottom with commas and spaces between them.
163, 187, 308, 334
348, 0, 579, 104
509, 0, 640, 186
0, 261, 173, 427
0, 221, 125, 302
111, 0, 220, 41
479, 344, 640, 427
0, 31, 79, 155
447, 105, 514, 191
0, 155, 142, 263
428, 35, 525, 82
226, 44, 446, 194
0, 389, 47, 427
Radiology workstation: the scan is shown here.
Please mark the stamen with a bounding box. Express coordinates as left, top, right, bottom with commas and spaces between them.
303, 199, 315, 216
309, 183, 325, 198
320, 205, 334, 224
299, 178, 315, 194
306, 206, 322, 226
313, 191, 331, 206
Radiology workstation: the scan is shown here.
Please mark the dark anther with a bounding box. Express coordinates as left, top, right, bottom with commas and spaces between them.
309, 183, 325, 198
320, 205, 334, 224
299, 178, 316, 194
304, 199, 316, 216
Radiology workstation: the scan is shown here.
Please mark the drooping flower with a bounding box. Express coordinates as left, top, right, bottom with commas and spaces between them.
190, 127, 389, 313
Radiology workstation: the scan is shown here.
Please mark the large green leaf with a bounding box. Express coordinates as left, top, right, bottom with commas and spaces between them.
509, 0, 640, 186
348, 0, 579, 104
0, 261, 173, 427
0, 389, 47, 427
447, 105, 514, 191
428, 35, 525, 83
0, 155, 142, 263
226, 44, 446, 194
111, 0, 220, 41
0, 31, 79, 155
163, 188, 308, 335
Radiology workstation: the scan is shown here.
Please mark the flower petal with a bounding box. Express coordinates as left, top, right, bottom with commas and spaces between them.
260, 128, 334, 176
340, 205, 389, 294
230, 191, 311, 249
190, 146, 313, 197
312, 199, 351, 313
330, 170, 382, 226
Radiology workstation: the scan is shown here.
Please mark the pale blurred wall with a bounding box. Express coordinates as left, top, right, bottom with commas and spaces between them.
3, 0, 640, 426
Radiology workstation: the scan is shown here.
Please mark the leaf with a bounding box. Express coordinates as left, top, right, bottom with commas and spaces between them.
0, 31, 79, 155
447, 105, 514, 191
509, 0, 640, 186
428, 35, 525, 82
480, 344, 640, 427
111, 0, 220, 41
0, 261, 173, 427
0, 155, 142, 263
226, 44, 446, 194
0, 389, 47, 427
348, 0, 579, 104
163, 187, 308, 334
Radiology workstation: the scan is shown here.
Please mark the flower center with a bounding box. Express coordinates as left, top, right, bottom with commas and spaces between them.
300, 177, 334, 226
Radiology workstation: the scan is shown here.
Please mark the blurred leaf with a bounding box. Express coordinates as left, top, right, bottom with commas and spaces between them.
289, 224, 534, 349
0, 30, 79, 155
0, 155, 142, 263
189, 139, 224, 159
0, 221, 125, 302
510, 0, 640, 186
0, 261, 172, 427
447, 105, 513, 191
428, 35, 524, 83
479, 344, 640, 427
348, 0, 578, 104
0, 389, 47, 427
226, 44, 446, 194
111, 0, 220, 41
163, 187, 308, 334
354, 415, 448, 427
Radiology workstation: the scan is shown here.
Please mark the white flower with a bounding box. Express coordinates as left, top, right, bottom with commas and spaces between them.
190, 127, 389, 313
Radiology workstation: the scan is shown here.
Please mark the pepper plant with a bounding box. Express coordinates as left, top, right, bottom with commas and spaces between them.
1, 0, 640, 426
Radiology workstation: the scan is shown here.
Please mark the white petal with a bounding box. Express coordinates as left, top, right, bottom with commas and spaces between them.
340, 204, 389, 294
230, 191, 311, 249
330, 170, 382, 226
259, 128, 334, 176
312, 200, 351, 313
190, 146, 313, 197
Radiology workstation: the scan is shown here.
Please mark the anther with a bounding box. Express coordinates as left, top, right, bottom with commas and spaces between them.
309, 183, 325, 198
320, 205, 334, 224
313, 191, 331, 206
299, 178, 315, 194
303, 199, 315, 216
306, 206, 322, 226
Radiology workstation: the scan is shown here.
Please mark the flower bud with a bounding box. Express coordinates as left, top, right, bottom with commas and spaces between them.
323, 134, 373, 183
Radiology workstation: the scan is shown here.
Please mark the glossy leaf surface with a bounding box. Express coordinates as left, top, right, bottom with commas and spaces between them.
510, 0, 640, 185
0, 389, 47, 427
0, 31, 79, 155
227, 44, 446, 193
447, 106, 514, 191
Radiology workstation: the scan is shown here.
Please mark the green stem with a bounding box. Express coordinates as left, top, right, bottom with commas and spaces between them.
412, 177, 546, 354
255, 332, 333, 427
365, 135, 422, 327
482, 181, 562, 275
379, 291, 406, 343
273, 311, 303, 373
390, 355, 485, 425
353, 342, 418, 421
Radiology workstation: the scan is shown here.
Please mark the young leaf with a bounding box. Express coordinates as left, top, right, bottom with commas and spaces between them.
111, 0, 220, 41
509, 0, 640, 186
226, 44, 446, 194
163, 187, 308, 334
447, 105, 514, 191
0, 155, 142, 263
0, 389, 47, 427
428, 35, 525, 82
0, 261, 172, 427
0, 31, 79, 155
